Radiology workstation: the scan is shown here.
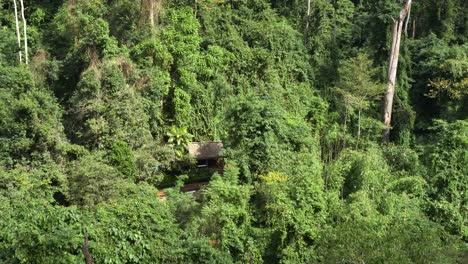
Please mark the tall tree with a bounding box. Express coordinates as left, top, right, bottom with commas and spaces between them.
382, 0, 412, 142
335, 54, 383, 146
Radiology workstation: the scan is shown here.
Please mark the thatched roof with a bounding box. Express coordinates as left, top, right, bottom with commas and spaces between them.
188, 142, 224, 159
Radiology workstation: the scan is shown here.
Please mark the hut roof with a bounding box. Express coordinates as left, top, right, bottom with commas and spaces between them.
188, 141, 224, 159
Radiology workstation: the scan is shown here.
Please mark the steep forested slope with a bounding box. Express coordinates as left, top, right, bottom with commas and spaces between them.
0, 0, 466, 263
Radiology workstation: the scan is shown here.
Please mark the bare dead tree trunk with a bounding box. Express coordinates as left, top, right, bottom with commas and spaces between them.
19, 0, 28, 64
304, 0, 311, 43
194, 0, 198, 17
382, 0, 412, 142
12, 0, 22, 63
82, 235, 95, 264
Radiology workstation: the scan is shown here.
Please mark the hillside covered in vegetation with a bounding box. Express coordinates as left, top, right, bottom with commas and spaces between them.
0, 0, 467, 263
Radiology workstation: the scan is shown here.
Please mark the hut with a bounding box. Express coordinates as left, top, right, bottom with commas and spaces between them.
188, 141, 225, 174
157, 142, 225, 201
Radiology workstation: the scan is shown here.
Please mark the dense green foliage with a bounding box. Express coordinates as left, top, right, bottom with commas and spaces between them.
0, 0, 466, 263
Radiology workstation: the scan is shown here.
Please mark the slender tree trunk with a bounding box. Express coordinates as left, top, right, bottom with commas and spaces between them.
332, 0, 337, 44
149, 0, 155, 28
357, 108, 361, 148
382, 0, 412, 142
82, 235, 94, 264
404, 3, 411, 35
12, 0, 22, 63
194, 0, 198, 17
19, 0, 28, 64
343, 107, 348, 148
139, 0, 144, 26
304, 0, 311, 43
